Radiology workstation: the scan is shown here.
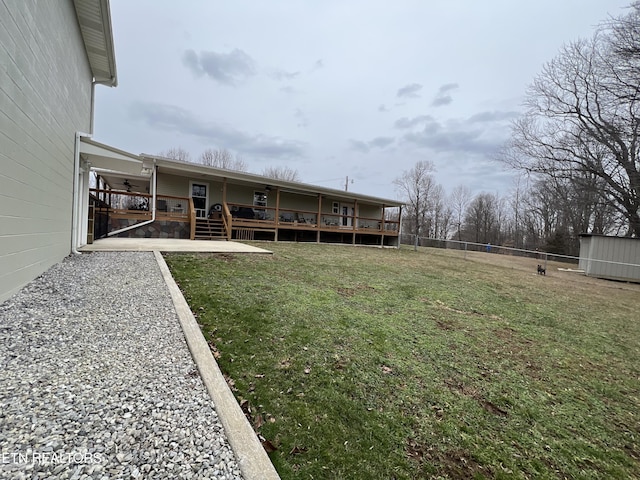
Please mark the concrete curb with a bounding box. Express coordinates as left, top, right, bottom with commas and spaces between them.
154, 251, 280, 480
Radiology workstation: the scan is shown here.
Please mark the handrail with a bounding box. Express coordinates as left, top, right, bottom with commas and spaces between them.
223, 203, 232, 240
90, 188, 190, 202
225, 200, 400, 232
189, 197, 196, 240
89, 189, 192, 221
90, 188, 151, 198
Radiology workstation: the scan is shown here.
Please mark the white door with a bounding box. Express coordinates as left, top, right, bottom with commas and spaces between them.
341, 204, 354, 227
190, 182, 209, 218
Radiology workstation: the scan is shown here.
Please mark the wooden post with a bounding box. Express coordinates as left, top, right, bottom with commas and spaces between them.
317, 194, 322, 243
398, 205, 403, 249
222, 177, 227, 204
189, 197, 196, 240
380, 204, 385, 247
275, 187, 280, 242
352, 200, 358, 245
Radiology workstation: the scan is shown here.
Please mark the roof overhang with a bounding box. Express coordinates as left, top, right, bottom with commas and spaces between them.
73, 0, 118, 87
75, 138, 401, 207
144, 154, 403, 207
80, 138, 151, 177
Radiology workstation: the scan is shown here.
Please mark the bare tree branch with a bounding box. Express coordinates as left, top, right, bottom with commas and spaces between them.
499, 9, 640, 236
261, 166, 302, 182
199, 148, 248, 171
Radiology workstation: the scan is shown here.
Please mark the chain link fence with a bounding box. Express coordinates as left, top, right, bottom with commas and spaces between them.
399, 234, 640, 284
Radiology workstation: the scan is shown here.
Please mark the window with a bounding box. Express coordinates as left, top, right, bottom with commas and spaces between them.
254, 191, 267, 220
254, 191, 267, 208
191, 182, 208, 218
332, 202, 339, 214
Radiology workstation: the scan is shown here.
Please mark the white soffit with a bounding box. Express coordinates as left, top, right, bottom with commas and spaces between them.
80, 138, 147, 177
73, 0, 118, 86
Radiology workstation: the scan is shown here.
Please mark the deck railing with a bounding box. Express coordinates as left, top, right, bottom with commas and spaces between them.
189, 198, 196, 240
89, 191, 399, 240
222, 203, 232, 239
226, 202, 399, 234
90, 189, 191, 221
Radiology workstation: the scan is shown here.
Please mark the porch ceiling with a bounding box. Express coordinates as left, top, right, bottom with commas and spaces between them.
80, 138, 151, 178
98, 173, 151, 192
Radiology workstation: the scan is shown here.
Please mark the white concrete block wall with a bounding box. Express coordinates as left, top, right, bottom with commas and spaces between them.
0, 0, 93, 302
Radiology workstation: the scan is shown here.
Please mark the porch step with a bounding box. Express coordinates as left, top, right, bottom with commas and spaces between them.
194, 218, 227, 240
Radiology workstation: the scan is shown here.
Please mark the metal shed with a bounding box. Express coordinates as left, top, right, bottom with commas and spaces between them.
579, 234, 640, 283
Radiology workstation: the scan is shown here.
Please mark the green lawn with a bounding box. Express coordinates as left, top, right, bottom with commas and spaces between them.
165, 243, 640, 479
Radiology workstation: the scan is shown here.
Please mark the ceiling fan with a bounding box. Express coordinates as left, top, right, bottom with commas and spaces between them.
121, 179, 139, 192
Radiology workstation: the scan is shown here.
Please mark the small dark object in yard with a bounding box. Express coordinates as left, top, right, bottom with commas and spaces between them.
537, 264, 546, 275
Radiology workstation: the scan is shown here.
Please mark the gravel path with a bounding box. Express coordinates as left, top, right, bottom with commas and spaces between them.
0, 252, 244, 479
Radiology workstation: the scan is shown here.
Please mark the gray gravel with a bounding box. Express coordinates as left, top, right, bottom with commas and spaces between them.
0, 252, 244, 479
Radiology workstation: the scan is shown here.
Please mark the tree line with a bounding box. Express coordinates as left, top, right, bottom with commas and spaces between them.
158, 147, 302, 182
396, 3, 640, 256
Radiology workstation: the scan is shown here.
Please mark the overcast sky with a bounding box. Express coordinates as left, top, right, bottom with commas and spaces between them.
93, 0, 631, 201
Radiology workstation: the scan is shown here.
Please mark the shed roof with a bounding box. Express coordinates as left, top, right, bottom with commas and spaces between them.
579, 234, 640, 241
72, 0, 117, 86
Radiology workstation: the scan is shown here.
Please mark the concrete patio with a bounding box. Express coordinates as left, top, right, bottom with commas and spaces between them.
80, 238, 272, 254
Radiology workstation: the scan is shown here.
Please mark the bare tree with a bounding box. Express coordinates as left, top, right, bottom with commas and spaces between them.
199, 148, 248, 171
500, 6, 640, 236
428, 184, 452, 239
463, 193, 502, 244
262, 166, 302, 182
520, 172, 622, 255
158, 147, 192, 162
506, 176, 526, 248
449, 185, 472, 241
393, 160, 438, 242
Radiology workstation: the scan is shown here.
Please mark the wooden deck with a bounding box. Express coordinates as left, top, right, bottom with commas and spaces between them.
226, 202, 399, 245
89, 190, 399, 246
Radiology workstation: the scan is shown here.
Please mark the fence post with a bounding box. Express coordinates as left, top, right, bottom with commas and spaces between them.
414, 234, 418, 252
544, 253, 548, 272
464, 242, 467, 260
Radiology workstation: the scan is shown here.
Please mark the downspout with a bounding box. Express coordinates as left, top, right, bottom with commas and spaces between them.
71, 79, 97, 255
107, 163, 157, 237
72, 131, 92, 254
90, 81, 96, 134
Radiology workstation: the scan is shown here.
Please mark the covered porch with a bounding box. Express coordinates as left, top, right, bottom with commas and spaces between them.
80, 138, 402, 247
88, 188, 401, 246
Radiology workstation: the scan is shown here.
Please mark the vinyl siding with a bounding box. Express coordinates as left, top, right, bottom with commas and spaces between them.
157, 173, 190, 198
157, 174, 225, 205
579, 236, 640, 282
0, 0, 92, 302
155, 173, 385, 219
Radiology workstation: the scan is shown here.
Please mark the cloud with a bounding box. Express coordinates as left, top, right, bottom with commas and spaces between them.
182, 48, 256, 85
310, 59, 324, 72
369, 136, 395, 148
130, 101, 305, 158
431, 83, 459, 107
348, 136, 395, 153
468, 110, 519, 123
294, 109, 309, 128
394, 115, 433, 129
402, 123, 488, 154
396, 83, 423, 99
348, 139, 370, 153
398, 110, 515, 156
378, 104, 389, 112
279, 85, 299, 94
269, 68, 300, 81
